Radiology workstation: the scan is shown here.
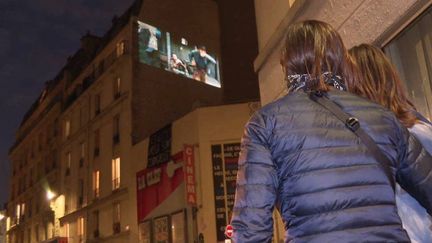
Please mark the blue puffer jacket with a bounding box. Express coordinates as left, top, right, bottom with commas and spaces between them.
231, 90, 432, 243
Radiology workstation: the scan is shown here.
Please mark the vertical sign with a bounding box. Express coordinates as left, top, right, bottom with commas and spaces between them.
211, 143, 241, 242
184, 145, 196, 205
223, 143, 240, 221
211, 144, 226, 241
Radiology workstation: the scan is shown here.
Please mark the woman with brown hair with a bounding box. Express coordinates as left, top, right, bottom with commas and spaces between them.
349, 43, 432, 243
230, 20, 432, 242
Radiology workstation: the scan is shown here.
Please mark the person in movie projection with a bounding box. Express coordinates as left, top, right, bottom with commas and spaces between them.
139, 22, 162, 67
188, 46, 216, 82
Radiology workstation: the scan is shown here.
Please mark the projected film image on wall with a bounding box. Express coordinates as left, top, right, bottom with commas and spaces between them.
138, 21, 221, 88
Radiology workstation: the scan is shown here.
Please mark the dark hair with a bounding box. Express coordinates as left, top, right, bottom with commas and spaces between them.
348, 44, 416, 127
280, 20, 354, 91
198, 46, 206, 51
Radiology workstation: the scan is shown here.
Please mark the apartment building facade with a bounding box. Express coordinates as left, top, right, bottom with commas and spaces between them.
7, 76, 63, 243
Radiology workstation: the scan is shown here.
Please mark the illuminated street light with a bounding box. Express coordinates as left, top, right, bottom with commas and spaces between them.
46, 190, 56, 201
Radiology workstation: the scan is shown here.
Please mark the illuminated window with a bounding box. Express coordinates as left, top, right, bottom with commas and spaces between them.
93, 170, 100, 198
64, 223, 69, 238
78, 217, 85, 241
64, 120, 71, 138
21, 203, 25, 218
16, 204, 20, 224
116, 41, 126, 57
112, 157, 120, 190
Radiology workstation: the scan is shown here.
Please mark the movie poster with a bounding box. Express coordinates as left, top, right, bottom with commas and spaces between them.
139, 220, 151, 243
153, 216, 170, 243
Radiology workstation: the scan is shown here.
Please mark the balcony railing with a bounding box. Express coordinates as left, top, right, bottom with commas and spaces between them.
93, 229, 100, 238
93, 188, 100, 199
113, 134, 120, 145
112, 178, 120, 190
94, 148, 100, 157
113, 222, 121, 234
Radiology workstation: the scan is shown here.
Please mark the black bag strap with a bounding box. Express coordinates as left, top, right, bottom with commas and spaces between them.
309, 91, 395, 189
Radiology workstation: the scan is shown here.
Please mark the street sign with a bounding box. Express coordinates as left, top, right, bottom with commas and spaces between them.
225, 224, 234, 238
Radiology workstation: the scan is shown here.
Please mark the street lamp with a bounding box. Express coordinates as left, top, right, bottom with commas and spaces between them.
46, 190, 56, 201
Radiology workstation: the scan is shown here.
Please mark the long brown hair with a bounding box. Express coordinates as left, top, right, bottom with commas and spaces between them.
280, 20, 355, 91
348, 44, 416, 128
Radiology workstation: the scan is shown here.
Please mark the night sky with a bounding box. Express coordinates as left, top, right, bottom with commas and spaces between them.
0, 0, 135, 207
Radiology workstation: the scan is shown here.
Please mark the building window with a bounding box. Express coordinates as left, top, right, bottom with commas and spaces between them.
35, 195, 40, 214
94, 94, 101, 115
79, 106, 84, 127
28, 198, 32, 218
94, 129, 100, 157
29, 168, 33, 184
65, 223, 70, 239
65, 189, 70, 213
80, 142, 85, 167
93, 210, 100, 238
66, 152, 71, 176
113, 202, 121, 234
116, 41, 126, 57
31, 140, 35, 158
112, 157, 120, 190
21, 203, 25, 221
64, 119, 71, 139
35, 224, 39, 242
93, 170, 100, 198
384, 6, 432, 119
78, 179, 84, 207
38, 133, 43, 151
113, 115, 120, 145
114, 77, 121, 99
16, 204, 20, 224
27, 228, 31, 243
77, 217, 85, 242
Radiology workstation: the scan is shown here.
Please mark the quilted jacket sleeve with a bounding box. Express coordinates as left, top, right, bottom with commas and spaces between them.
396, 131, 432, 215
230, 112, 279, 243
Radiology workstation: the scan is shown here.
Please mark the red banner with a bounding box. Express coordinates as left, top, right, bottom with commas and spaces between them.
136, 152, 184, 222
184, 145, 196, 205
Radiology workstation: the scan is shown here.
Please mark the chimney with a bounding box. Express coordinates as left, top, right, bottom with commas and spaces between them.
80, 31, 101, 54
